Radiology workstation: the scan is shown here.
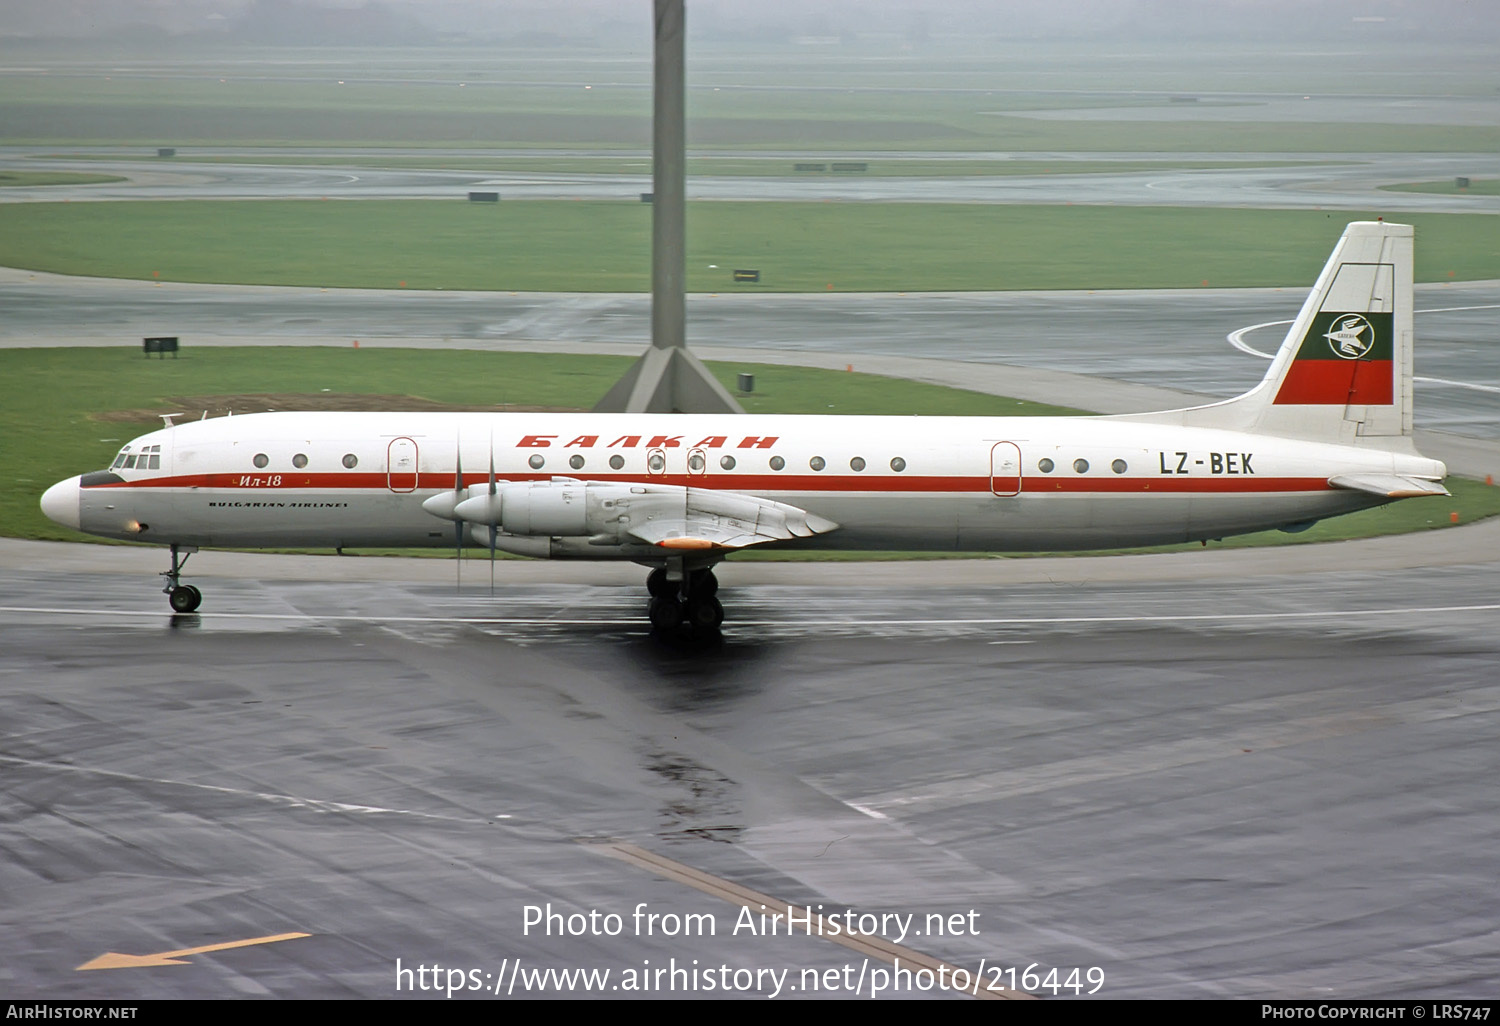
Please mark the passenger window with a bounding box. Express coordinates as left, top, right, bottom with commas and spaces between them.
608, 455, 625, 470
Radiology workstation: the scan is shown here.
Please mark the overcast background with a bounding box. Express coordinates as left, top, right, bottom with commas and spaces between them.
1, 0, 1497, 49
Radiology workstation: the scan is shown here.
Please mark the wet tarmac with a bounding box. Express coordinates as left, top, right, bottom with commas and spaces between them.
4, 147, 1500, 214
2, 534, 1499, 999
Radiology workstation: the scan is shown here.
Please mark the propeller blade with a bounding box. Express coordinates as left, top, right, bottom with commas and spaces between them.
454, 435, 464, 593
488, 430, 497, 596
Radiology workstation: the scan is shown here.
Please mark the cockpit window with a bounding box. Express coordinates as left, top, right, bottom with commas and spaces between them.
116, 444, 161, 471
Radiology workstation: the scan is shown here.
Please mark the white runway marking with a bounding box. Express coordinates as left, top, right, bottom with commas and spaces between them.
0, 753, 498, 824
2, 603, 1497, 628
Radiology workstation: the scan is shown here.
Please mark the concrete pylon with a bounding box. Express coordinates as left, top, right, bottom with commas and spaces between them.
593, 0, 742, 414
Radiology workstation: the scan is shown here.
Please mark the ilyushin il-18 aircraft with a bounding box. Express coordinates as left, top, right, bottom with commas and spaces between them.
41, 221, 1447, 629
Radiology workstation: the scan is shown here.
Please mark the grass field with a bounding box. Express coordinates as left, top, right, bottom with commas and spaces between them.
1382, 179, 1500, 197
6, 67, 1500, 152
1, 201, 1495, 292
6, 346, 1495, 557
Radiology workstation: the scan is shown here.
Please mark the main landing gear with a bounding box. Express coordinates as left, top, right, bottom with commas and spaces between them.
646, 566, 723, 633
161, 543, 202, 613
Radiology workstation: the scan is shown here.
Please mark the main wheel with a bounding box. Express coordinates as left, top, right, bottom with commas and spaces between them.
646, 568, 676, 598
688, 568, 718, 598
685, 595, 724, 629
169, 585, 202, 613
648, 595, 684, 631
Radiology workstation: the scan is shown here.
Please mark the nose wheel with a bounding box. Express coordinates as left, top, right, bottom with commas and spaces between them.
169, 584, 203, 613
646, 567, 723, 631
160, 543, 203, 613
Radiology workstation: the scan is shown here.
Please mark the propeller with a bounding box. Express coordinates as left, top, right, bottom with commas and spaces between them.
453, 435, 464, 593
488, 430, 498, 596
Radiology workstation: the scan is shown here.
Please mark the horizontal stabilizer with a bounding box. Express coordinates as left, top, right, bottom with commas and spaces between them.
1328, 473, 1449, 499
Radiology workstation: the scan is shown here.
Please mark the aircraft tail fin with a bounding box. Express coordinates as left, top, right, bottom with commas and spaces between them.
1129, 221, 1416, 449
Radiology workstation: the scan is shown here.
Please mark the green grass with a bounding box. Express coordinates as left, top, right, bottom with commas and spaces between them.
7, 69, 1500, 152
1, 201, 1496, 292
1, 346, 1082, 543
0, 170, 127, 187
1382, 179, 1500, 197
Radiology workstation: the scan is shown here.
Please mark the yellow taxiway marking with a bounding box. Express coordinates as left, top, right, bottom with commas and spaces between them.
582, 840, 1032, 1000
76, 932, 311, 970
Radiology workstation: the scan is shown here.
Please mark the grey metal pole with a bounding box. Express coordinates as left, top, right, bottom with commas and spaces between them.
652, 0, 685, 352
592, 0, 742, 413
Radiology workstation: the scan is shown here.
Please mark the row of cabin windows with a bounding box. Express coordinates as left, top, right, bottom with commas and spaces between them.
250, 453, 360, 469
1037, 457, 1130, 475
525, 453, 909, 473
223, 451, 1122, 477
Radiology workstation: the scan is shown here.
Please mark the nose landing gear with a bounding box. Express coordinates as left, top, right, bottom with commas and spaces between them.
161, 543, 202, 613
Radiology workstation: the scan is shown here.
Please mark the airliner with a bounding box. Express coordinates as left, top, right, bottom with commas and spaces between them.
40, 222, 1447, 629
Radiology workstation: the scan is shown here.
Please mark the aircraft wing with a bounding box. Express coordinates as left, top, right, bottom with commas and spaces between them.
1329, 473, 1450, 499
624, 486, 839, 551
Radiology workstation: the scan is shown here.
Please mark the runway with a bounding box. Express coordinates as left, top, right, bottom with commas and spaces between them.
4, 146, 1500, 213
3, 529, 1499, 999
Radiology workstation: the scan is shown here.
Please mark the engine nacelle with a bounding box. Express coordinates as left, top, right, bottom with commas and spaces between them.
498, 481, 589, 536
452, 479, 650, 541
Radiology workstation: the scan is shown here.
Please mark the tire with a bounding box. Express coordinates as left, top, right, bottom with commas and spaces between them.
169, 585, 202, 613
685, 595, 724, 629
689, 568, 718, 598
648, 596, 684, 631
646, 568, 676, 598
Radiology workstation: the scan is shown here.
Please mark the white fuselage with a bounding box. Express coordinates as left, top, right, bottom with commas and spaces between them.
51, 411, 1444, 556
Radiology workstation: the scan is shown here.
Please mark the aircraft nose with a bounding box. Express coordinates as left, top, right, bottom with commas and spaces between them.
40, 476, 82, 530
